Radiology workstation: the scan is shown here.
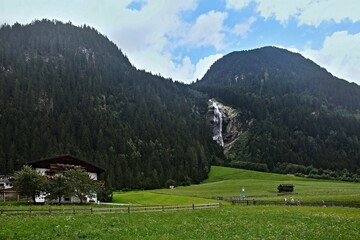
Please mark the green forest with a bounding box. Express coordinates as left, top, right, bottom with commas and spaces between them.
0, 20, 223, 189
194, 47, 360, 178
1, 20, 360, 189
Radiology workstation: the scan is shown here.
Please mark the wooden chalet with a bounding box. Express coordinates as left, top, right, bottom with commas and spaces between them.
28, 155, 105, 203
28, 155, 104, 180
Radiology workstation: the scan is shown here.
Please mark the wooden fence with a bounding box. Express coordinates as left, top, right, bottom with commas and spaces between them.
212, 196, 359, 208
0, 190, 21, 201
231, 199, 360, 208
0, 203, 220, 216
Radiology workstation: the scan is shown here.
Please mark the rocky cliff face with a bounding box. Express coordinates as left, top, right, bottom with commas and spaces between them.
209, 99, 241, 154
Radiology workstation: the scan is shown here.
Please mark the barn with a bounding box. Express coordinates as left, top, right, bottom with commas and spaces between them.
277, 184, 294, 192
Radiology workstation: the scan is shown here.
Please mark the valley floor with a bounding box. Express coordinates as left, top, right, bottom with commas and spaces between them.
1, 205, 359, 239
1, 166, 359, 239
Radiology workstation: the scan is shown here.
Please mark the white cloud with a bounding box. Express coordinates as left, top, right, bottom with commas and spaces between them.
226, 0, 360, 26
130, 50, 223, 84
301, 31, 360, 84
109, 0, 198, 53
225, 0, 252, 10
253, 0, 303, 23
279, 31, 360, 84
121, 7, 228, 83
114, 3, 229, 83
232, 16, 257, 38
193, 54, 224, 81
184, 11, 228, 51
297, 0, 360, 26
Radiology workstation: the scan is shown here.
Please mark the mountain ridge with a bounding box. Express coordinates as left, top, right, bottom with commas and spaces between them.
195, 46, 360, 173
1, 20, 359, 188
198, 46, 360, 111
0, 20, 223, 189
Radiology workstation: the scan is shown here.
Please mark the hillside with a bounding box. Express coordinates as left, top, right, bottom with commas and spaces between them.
0, 20, 223, 188
194, 47, 360, 174
152, 166, 360, 204
1, 21, 359, 189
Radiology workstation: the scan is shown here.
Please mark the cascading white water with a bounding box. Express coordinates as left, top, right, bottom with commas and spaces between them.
212, 101, 224, 146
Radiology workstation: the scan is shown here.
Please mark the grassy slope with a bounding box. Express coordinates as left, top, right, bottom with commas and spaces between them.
150, 166, 360, 204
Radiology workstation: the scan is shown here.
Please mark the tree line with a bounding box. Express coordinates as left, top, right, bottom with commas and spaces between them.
194, 47, 360, 176
0, 20, 223, 189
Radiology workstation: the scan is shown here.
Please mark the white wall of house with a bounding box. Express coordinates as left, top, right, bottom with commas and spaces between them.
36, 168, 48, 175
88, 172, 97, 180
0, 178, 13, 190
34, 168, 99, 203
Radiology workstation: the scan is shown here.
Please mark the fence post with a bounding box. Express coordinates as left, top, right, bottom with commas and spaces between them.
90, 208, 93, 214
192, 204, 195, 210
73, 208, 75, 214
162, 205, 164, 211
128, 206, 130, 213
49, 208, 51, 215
29, 208, 32, 216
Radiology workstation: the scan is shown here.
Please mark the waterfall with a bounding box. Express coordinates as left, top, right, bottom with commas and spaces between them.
211, 101, 224, 146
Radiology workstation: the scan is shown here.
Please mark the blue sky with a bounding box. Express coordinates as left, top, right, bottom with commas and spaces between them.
1, 0, 360, 84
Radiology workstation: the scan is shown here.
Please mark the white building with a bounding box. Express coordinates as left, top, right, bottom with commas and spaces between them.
28, 155, 104, 203
0, 176, 14, 190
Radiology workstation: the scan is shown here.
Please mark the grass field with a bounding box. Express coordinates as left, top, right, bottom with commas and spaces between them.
1, 166, 360, 239
1, 205, 359, 239
112, 191, 219, 206
150, 166, 360, 205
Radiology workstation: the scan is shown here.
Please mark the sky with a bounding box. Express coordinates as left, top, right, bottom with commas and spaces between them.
1, 0, 360, 84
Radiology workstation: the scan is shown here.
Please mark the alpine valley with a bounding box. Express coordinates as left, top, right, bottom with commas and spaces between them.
1, 20, 359, 188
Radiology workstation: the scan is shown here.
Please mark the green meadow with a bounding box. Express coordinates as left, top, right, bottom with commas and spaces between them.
1, 205, 359, 239
112, 191, 219, 206
110, 166, 360, 206
150, 166, 360, 205
1, 166, 360, 239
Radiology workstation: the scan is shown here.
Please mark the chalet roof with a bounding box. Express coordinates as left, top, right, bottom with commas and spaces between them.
28, 155, 105, 174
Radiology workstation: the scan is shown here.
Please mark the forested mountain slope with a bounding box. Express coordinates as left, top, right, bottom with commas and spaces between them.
0, 20, 223, 189
194, 47, 360, 173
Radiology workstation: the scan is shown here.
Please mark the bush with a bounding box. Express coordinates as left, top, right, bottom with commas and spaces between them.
97, 186, 113, 202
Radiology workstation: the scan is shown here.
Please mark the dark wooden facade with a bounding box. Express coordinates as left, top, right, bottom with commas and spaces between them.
28, 155, 105, 175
